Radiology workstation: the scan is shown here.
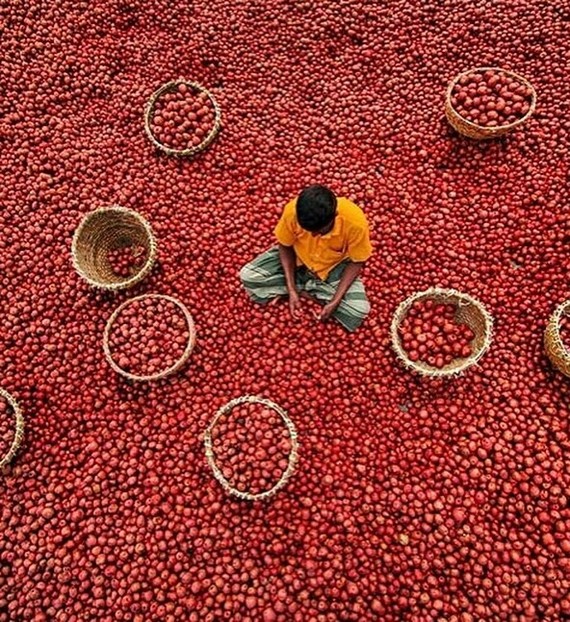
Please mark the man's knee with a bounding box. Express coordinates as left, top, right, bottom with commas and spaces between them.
338, 290, 370, 331
239, 261, 261, 287
345, 281, 370, 316
350, 297, 371, 323
356, 297, 371, 319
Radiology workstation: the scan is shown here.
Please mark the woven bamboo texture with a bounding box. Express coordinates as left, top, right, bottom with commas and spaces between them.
0, 388, 25, 470
445, 67, 537, 139
391, 287, 494, 377
72, 206, 157, 290
204, 395, 299, 501
544, 300, 570, 377
103, 294, 196, 382
144, 79, 222, 157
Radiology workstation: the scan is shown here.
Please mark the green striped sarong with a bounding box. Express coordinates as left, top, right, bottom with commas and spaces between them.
239, 247, 370, 332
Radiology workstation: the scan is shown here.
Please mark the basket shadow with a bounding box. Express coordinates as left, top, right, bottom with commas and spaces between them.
81, 259, 166, 308
435, 125, 510, 168
149, 135, 222, 169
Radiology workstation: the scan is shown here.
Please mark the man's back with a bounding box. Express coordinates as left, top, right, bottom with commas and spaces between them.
274, 197, 372, 280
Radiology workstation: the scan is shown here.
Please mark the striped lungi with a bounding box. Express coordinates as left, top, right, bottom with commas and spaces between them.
239, 247, 370, 332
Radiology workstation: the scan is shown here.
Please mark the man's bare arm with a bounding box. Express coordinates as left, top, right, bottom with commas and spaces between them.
278, 244, 302, 318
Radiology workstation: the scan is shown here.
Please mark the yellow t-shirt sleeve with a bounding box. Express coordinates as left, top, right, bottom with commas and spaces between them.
274, 200, 296, 246
347, 223, 372, 263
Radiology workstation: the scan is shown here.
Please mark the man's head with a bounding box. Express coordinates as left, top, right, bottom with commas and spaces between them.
296, 185, 337, 235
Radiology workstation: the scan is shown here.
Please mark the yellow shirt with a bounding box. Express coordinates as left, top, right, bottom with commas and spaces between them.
274, 197, 372, 280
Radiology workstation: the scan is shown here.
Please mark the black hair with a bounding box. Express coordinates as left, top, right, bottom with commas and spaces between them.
296, 185, 337, 232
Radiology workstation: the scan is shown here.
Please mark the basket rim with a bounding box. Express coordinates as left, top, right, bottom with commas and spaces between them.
144, 79, 222, 157
446, 66, 537, 134
204, 395, 299, 501
544, 299, 570, 365
71, 205, 157, 291
0, 388, 25, 470
103, 293, 196, 382
390, 287, 494, 377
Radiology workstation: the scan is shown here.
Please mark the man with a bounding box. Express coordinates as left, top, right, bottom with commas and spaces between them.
240, 184, 372, 332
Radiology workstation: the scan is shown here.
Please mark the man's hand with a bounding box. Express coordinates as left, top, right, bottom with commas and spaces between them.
319, 299, 339, 322
318, 262, 365, 324
288, 289, 302, 319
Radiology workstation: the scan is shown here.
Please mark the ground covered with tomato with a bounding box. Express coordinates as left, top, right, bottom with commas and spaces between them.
1, 0, 570, 620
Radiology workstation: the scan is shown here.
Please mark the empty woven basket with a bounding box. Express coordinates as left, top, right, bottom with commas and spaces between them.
71, 206, 157, 290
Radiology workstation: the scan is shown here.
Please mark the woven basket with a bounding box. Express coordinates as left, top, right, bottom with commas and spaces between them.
445, 67, 537, 139
0, 388, 25, 470
544, 300, 570, 377
72, 206, 157, 290
204, 395, 299, 501
144, 79, 222, 157
103, 293, 196, 382
391, 287, 493, 377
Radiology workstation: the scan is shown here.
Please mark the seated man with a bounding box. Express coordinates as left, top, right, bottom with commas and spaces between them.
240, 184, 372, 332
